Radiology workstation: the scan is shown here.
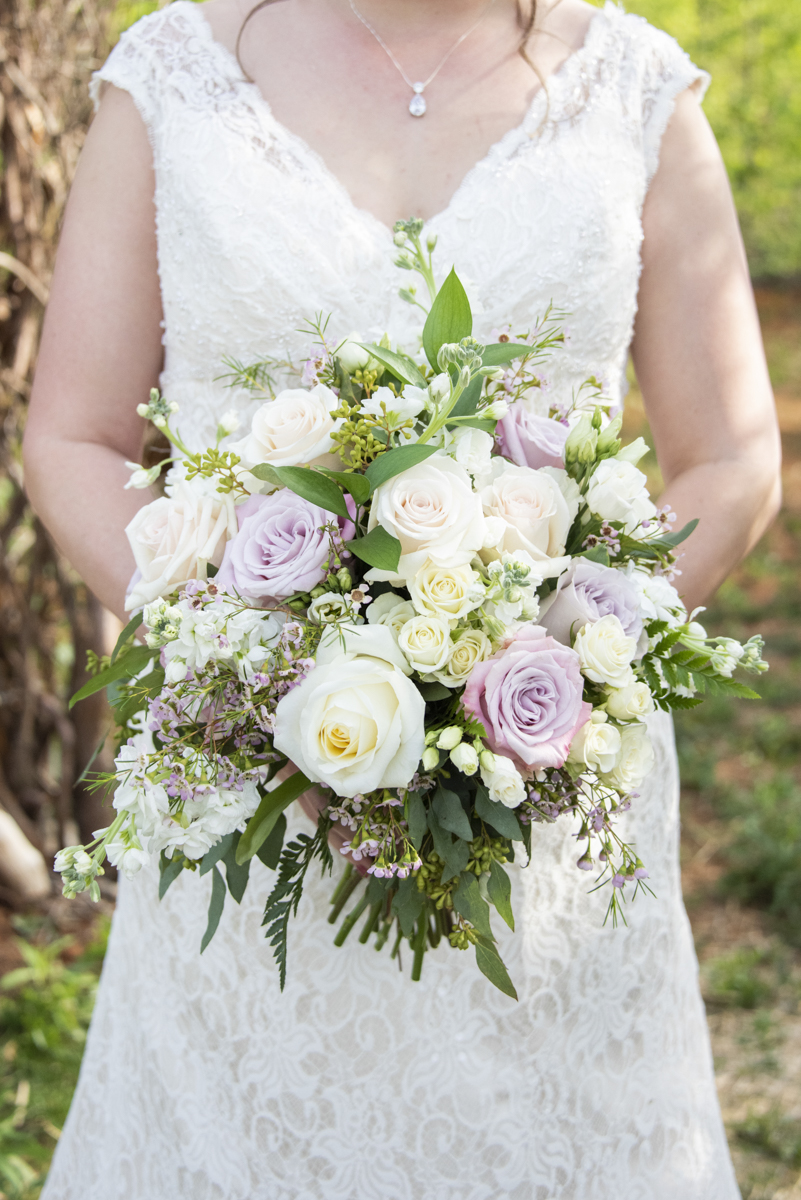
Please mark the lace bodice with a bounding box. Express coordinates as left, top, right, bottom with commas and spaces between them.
90, 0, 708, 451
41, 8, 741, 1200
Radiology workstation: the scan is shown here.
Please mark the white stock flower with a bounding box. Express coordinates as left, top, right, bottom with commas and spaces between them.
568, 712, 622, 774
480, 754, 526, 809
159, 597, 282, 683
444, 426, 494, 479
575, 614, 637, 688
710, 638, 746, 678
585, 458, 657, 534
366, 454, 486, 584
434, 628, 492, 687
605, 681, 655, 720
230, 383, 342, 472
273, 623, 425, 797
361, 385, 426, 422
125, 481, 237, 610
398, 614, 452, 674
479, 459, 576, 573
124, 461, 162, 490
624, 563, 687, 627
408, 560, 484, 623
602, 723, 655, 792
365, 592, 417, 640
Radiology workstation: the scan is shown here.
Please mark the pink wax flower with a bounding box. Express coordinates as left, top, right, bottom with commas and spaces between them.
462, 626, 590, 771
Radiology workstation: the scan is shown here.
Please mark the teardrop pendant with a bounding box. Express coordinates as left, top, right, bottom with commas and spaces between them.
409, 84, 426, 117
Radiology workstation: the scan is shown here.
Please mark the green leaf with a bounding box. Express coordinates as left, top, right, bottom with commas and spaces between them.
447, 417, 496, 434
481, 342, 534, 366
69, 644, 158, 709
433, 786, 474, 842
475, 786, 523, 841
222, 832, 251, 903
267, 465, 350, 519
249, 462, 283, 488
427, 809, 470, 883
158, 851, 185, 900
236, 771, 312, 864
199, 833, 234, 876
452, 871, 494, 941
256, 812, 287, 870
358, 343, 427, 388
580, 545, 611, 567
487, 860, 514, 930
364, 443, 439, 490
448, 373, 482, 418
474, 934, 518, 1000
316, 469, 371, 506
391, 875, 425, 936
422, 268, 473, 370
111, 613, 143, 663
344, 525, 401, 572
655, 518, 699, 548
200, 865, 226, 953
417, 681, 452, 702
404, 791, 427, 850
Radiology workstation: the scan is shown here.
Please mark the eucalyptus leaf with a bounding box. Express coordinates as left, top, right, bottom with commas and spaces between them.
422, 268, 473, 370
111, 613, 142, 664
417, 682, 452, 702
236, 771, 312, 864
256, 812, 287, 870
487, 860, 515, 931
358, 343, 427, 388
433, 786, 474, 842
158, 852, 185, 900
364, 443, 439, 490
452, 871, 494, 942
268, 465, 350, 519
404, 791, 427, 850
199, 833, 234, 877
427, 809, 470, 883
222, 832, 251, 903
344, 525, 401, 572
249, 462, 283, 488
580, 545, 611, 567
474, 934, 518, 1000
474, 786, 524, 841
391, 876, 425, 936
200, 865, 226, 954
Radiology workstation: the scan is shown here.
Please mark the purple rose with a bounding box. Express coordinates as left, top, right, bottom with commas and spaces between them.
496, 404, 568, 470
462, 626, 591, 771
539, 560, 643, 649
216, 492, 353, 602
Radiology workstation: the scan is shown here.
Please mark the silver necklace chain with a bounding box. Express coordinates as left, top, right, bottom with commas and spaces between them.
347, 0, 497, 116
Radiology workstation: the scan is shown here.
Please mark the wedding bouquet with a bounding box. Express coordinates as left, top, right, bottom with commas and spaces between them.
58, 221, 767, 997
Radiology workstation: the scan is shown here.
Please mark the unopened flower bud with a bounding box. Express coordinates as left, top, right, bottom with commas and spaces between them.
422, 746, 440, 772
336, 568, 353, 592
479, 750, 496, 774
217, 410, 241, 436
565, 413, 598, 464
596, 414, 623, 455
483, 399, 509, 420
450, 743, 478, 775
436, 726, 462, 751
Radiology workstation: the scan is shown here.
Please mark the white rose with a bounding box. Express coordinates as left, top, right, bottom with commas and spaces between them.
408, 560, 484, 623
574, 614, 637, 688
125, 481, 237, 610
361, 385, 426, 422
602, 722, 655, 792
568, 713, 622, 774
273, 625, 425, 797
316, 622, 413, 674
480, 754, 526, 809
450, 742, 479, 775
230, 383, 342, 471
366, 453, 486, 584
398, 615, 452, 673
434, 628, 492, 687
443, 426, 494, 479
479, 459, 576, 570
605, 681, 655, 720
365, 592, 417, 640
585, 458, 657, 534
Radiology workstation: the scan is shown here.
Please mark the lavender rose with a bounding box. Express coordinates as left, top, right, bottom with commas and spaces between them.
538, 559, 644, 650
215, 492, 353, 602
496, 404, 569, 470
462, 626, 591, 771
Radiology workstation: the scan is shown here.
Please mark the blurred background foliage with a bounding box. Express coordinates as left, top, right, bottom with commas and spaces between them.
0, 0, 800, 1198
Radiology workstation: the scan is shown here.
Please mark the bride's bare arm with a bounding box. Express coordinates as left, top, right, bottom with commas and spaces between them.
632, 88, 781, 615
23, 86, 162, 621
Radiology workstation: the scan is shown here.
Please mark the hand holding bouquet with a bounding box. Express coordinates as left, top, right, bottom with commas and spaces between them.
59, 221, 767, 997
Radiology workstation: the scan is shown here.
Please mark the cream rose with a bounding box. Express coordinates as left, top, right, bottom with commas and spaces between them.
408, 560, 484, 623
398, 615, 452, 674
479, 460, 576, 572
574, 614, 637, 688
125, 481, 237, 610
435, 628, 493, 687
365, 592, 417, 640
568, 713, 622, 774
602, 722, 655, 791
231, 383, 342, 472
479, 753, 527, 809
585, 458, 657, 534
366, 454, 486, 584
605, 681, 655, 720
272, 624, 424, 797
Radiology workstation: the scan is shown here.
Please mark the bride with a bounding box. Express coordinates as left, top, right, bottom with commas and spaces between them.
24, 0, 780, 1195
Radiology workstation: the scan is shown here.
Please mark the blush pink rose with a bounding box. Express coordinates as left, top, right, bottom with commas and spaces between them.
462, 626, 590, 771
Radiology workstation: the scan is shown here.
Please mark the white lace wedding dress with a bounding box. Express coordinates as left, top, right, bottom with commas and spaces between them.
43, 4, 741, 1197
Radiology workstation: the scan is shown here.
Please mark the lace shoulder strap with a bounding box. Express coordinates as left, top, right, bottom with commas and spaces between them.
603, 5, 710, 184
89, 2, 241, 137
